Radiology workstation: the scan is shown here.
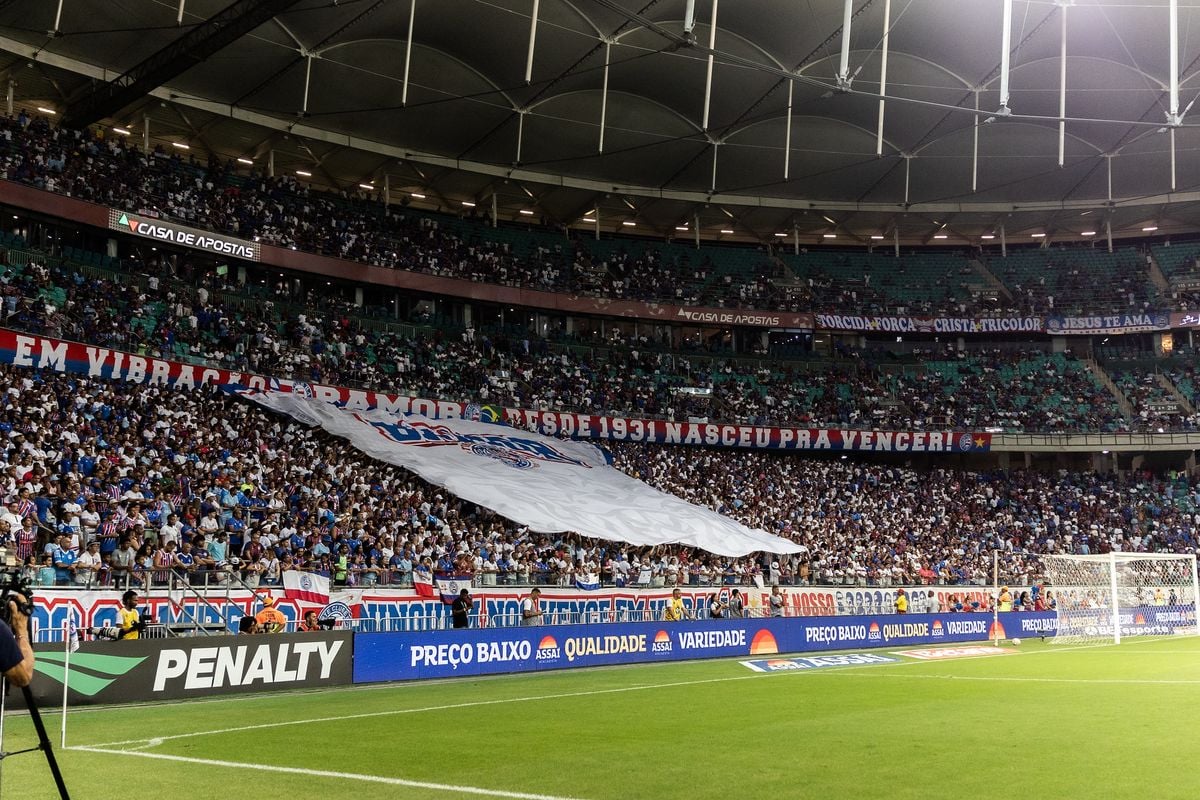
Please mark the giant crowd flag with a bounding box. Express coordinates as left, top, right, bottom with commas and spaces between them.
246, 392, 803, 557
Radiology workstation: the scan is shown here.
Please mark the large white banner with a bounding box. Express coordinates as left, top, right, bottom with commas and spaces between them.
247, 393, 801, 557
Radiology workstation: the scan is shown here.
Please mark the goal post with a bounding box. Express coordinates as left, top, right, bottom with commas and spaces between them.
1041, 552, 1200, 646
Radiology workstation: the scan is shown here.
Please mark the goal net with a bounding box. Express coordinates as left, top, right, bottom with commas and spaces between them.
1041, 553, 1199, 646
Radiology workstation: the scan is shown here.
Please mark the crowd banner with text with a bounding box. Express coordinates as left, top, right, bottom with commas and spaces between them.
1044, 312, 1171, 335
22, 631, 353, 707
0, 331, 993, 455
243, 392, 802, 557
352, 612, 1061, 683
0, 329, 992, 456
23, 586, 1019, 643
813, 314, 1043, 334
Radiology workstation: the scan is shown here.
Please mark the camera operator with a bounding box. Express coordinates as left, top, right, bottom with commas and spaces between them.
1, 589, 34, 686
116, 590, 146, 640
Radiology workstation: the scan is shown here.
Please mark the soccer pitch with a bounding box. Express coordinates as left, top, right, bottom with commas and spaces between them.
4, 637, 1200, 799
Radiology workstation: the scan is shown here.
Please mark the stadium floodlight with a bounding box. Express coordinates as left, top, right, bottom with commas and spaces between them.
1041, 553, 1199, 646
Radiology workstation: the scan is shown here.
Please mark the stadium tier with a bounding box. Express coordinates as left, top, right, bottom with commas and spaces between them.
0, 358, 1196, 597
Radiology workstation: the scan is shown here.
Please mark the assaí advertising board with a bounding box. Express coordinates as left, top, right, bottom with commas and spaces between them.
352, 612, 1060, 683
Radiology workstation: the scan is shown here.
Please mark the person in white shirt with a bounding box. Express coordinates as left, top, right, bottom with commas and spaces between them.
520, 588, 543, 626
159, 513, 182, 548
75, 541, 102, 586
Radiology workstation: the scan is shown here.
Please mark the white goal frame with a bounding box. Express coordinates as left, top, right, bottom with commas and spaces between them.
1041, 552, 1200, 645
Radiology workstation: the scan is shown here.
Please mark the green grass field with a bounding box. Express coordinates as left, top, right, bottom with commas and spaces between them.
4, 636, 1200, 799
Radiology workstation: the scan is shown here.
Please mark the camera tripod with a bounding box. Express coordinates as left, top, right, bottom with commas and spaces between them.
0, 678, 71, 799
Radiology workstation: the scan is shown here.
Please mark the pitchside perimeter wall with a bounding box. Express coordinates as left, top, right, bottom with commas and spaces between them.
26, 606, 1199, 707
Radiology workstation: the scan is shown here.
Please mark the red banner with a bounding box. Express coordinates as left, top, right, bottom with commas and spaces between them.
0, 328, 991, 453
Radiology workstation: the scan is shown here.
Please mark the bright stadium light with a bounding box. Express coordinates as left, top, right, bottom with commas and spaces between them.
36, 106, 55, 115
411, 193, 426, 199
823, 233, 837, 238
1031, 232, 1046, 237
295, 170, 312, 177
933, 234, 948, 239
237, 157, 253, 165
112, 127, 131, 136
981, 234, 995, 239
675, 226, 688, 231
720, 229, 734, 234
870, 235, 884, 240
461, 201, 476, 207
519, 210, 535, 216
774, 233, 787, 237
1143, 226, 1159, 231
582, 217, 596, 223
359, 183, 375, 190
172, 142, 190, 150
1082, 231, 1096, 236
622, 221, 636, 227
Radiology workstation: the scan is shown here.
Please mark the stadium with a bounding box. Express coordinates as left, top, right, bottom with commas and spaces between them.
0, 0, 1200, 797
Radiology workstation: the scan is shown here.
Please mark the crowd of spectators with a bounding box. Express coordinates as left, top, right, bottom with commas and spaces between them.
2, 359, 1198, 603
0, 109, 1183, 319
0, 255, 1157, 433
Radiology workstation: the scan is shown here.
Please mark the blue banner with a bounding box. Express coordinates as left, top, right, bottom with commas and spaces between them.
352, 611, 1061, 683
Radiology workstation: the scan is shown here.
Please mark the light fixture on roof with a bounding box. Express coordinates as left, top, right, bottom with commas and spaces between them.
870, 235, 884, 240
461, 200, 476, 207
236, 157, 253, 165
774, 232, 787, 238
411, 193, 426, 199
675, 226, 689, 231
519, 209, 535, 216
1081, 231, 1096, 236
822, 233, 837, 239
36, 107, 55, 115
981, 234, 995, 240
112, 127, 131, 136
172, 142, 190, 150
933, 234, 948, 239
720, 229, 734, 234
1031, 233, 1046, 238
622, 221, 636, 227
359, 183, 375, 190
1143, 226, 1159, 232
582, 217, 596, 223
295, 170, 312, 177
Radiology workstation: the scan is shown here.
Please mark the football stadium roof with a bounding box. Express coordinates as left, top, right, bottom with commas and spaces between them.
2, 0, 1200, 242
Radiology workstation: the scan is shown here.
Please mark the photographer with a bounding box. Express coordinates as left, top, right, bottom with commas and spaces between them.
116, 590, 146, 640
0, 589, 34, 687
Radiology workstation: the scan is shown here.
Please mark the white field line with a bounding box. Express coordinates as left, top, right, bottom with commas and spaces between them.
77, 634, 1200, 748
69, 747, 590, 800
809, 672, 1200, 686
83, 674, 763, 747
